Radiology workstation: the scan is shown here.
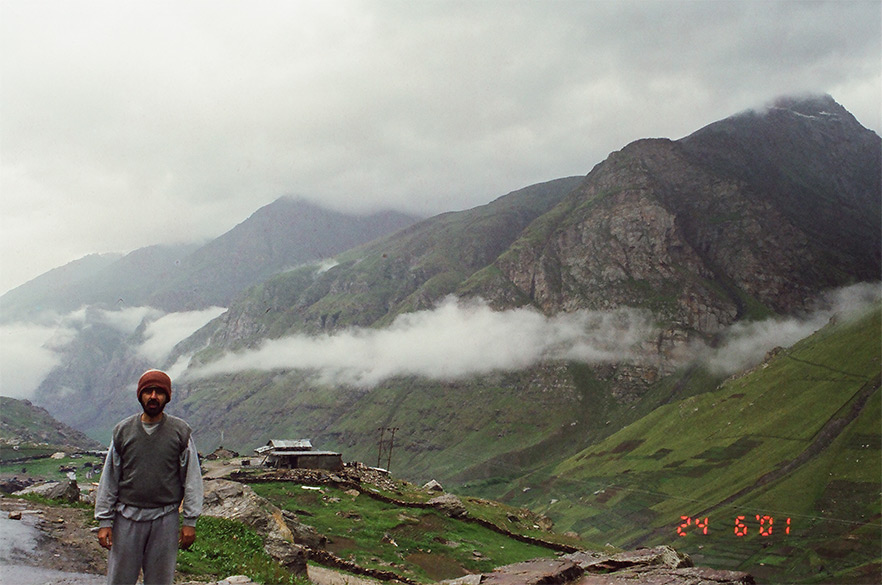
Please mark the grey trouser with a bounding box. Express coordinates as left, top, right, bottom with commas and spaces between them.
107, 511, 179, 585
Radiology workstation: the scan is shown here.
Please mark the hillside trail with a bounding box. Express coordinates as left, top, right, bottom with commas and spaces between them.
707, 372, 880, 511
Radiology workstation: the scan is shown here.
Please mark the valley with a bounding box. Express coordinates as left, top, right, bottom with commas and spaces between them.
1, 94, 879, 584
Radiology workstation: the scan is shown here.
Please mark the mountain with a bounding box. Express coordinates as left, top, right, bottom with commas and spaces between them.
0, 396, 103, 451
28, 177, 585, 439
13, 94, 881, 583
0, 198, 419, 320
0, 252, 124, 321
147, 198, 421, 311
189, 177, 584, 351
467, 95, 880, 323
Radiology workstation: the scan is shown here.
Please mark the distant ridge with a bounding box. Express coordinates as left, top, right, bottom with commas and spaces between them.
0, 198, 419, 320
148, 198, 420, 311
0, 396, 103, 450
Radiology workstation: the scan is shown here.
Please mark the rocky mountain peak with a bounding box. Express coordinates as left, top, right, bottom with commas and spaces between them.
768, 92, 847, 117
476, 93, 879, 338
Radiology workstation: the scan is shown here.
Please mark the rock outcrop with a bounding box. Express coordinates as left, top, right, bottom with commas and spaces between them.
14, 479, 81, 504
444, 546, 754, 585
201, 479, 313, 574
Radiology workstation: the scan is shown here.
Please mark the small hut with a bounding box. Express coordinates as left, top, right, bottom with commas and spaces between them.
255, 439, 343, 472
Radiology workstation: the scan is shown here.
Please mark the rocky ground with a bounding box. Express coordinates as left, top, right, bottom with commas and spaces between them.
1, 462, 755, 585
0, 494, 106, 576
445, 550, 756, 585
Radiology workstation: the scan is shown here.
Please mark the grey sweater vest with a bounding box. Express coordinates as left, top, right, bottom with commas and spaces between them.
112, 413, 192, 508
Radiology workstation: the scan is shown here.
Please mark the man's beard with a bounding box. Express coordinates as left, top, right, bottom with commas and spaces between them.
141, 397, 166, 417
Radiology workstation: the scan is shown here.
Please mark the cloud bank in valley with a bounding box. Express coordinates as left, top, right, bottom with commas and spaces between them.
187, 297, 657, 387
2, 284, 875, 400
0, 306, 225, 399
188, 283, 881, 387
701, 282, 881, 375
138, 307, 226, 362
0, 322, 74, 399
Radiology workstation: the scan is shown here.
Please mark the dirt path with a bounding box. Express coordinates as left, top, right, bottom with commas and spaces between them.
308, 564, 384, 585
0, 495, 107, 576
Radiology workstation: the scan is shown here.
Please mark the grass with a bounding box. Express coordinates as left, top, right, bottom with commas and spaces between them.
0, 445, 57, 463
177, 516, 307, 585
250, 482, 557, 583
0, 452, 104, 482
509, 306, 881, 584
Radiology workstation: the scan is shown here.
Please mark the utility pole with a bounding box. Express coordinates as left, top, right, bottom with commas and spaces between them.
376, 426, 399, 472
376, 427, 386, 468
385, 427, 398, 472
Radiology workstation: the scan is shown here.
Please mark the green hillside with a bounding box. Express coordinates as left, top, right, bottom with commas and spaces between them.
495, 306, 881, 584
0, 396, 103, 454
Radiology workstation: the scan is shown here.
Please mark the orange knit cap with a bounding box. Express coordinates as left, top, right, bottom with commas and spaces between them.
137, 369, 172, 401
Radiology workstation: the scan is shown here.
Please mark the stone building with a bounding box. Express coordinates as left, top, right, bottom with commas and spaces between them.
255, 439, 343, 472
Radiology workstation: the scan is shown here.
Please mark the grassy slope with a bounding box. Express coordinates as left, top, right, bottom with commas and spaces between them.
500, 307, 880, 584
0, 396, 103, 452
178, 368, 594, 484
251, 481, 562, 583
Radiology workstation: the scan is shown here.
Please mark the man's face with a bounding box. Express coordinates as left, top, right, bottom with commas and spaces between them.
139, 387, 168, 417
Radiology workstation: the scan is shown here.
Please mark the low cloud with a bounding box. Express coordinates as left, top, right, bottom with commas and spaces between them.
189, 283, 881, 387
0, 322, 75, 399
0, 305, 226, 399
138, 307, 226, 363
188, 297, 656, 387
98, 306, 162, 334
702, 282, 880, 375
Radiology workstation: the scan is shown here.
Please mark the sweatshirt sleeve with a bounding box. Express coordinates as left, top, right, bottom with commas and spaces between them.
94, 441, 121, 528
180, 436, 204, 526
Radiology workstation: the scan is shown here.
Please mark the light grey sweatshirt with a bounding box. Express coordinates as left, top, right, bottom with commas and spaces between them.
94, 422, 203, 528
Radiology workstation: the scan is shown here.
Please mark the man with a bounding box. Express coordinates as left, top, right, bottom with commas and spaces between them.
95, 369, 203, 585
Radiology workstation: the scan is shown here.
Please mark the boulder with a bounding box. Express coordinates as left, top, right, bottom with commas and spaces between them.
480, 559, 583, 585
423, 479, 444, 492
0, 477, 32, 494
263, 536, 308, 574
201, 479, 317, 575
14, 481, 60, 498
45, 479, 80, 503
14, 479, 80, 503
427, 493, 468, 518
202, 479, 293, 543
282, 509, 328, 548
566, 545, 692, 572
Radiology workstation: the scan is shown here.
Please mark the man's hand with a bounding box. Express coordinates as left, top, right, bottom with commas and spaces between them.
97, 526, 113, 550
179, 525, 196, 549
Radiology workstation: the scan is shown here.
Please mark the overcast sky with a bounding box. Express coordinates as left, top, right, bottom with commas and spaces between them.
1, 0, 880, 295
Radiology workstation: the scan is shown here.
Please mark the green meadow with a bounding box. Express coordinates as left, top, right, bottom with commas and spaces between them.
511, 306, 881, 584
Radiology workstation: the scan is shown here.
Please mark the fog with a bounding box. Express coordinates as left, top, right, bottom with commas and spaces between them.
2, 283, 877, 400
0, 306, 225, 399
701, 282, 881, 375
138, 307, 226, 362
187, 297, 657, 387
188, 284, 881, 387
0, 322, 74, 399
